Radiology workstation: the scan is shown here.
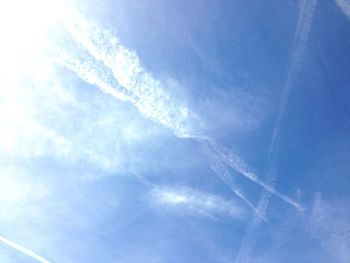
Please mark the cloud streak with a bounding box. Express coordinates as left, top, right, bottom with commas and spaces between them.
150, 186, 245, 220
0, 235, 50, 263
60, 9, 197, 138
335, 0, 350, 20
306, 194, 350, 262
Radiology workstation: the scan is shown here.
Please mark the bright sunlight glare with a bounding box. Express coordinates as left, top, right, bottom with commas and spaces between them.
0, 0, 65, 74
0, 0, 66, 152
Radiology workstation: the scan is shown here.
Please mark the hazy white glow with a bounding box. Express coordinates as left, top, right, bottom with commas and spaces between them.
151, 186, 245, 219
0, 0, 65, 153
0, 0, 63, 73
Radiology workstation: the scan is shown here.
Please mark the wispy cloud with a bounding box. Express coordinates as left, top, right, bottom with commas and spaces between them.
305, 194, 350, 263
150, 186, 245, 220
0, 235, 50, 263
60, 8, 199, 138
335, 0, 350, 20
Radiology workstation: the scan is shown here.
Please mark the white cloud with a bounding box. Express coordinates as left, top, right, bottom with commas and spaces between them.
150, 186, 245, 220
306, 194, 350, 263
60, 8, 200, 138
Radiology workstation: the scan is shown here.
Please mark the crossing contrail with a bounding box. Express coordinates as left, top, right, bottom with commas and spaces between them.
235, 0, 317, 262
55, 6, 300, 217
203, 139, 300, 208
0, 235, 51, 263
208, 156, 267, 222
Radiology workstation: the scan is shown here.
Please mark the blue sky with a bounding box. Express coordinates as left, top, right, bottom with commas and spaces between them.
0, 0, 350, 262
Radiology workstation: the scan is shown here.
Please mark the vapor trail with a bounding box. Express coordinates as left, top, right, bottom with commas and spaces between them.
0, 235, 51, 263
206, 139, 300, 208
56, 7, 300, 215
269, 0, 317, 154
208, 156, 267, 221
60, 9, 197, 138
234, 179, 274, 263
55, 49, 135, 103
235, 1, 317, 262
335, 0, 350, 20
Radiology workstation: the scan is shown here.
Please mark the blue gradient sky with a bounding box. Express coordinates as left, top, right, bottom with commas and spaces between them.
0, 0, 350, 262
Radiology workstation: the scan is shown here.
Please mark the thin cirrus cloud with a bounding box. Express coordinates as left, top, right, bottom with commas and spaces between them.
335, 0, 350, 20
55, 6, 301, 220
150, 186, 245, 220
305, 194, 350, 263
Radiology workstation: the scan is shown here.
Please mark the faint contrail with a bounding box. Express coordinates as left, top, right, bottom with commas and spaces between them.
335, 0, 350, 20
0, 235, 51, 263
56, 7, 300, 215
235, 1, 317, 262
234, 179, 274, 263
269, 0, 317, 154
208, 155, 267, 222
204, 139, 300, 208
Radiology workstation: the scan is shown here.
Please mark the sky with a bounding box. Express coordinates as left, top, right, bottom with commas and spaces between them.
0, 0, 350, 262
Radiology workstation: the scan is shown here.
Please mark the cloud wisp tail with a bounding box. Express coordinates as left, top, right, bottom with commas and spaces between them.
0, 235, 51, 263
334, 0, 350, 20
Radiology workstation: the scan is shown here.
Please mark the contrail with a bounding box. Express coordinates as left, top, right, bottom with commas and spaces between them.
56, 7, 301, 215
60, 9, 198, 139
234, 179, 274, 263
235, 1, 317, 262
55, 49, 135, 103
205, 139, 301, 208
335, 0, 350, 20
269, 0, 317, 154
0, 235, 51, 263
208, 156, 267, 222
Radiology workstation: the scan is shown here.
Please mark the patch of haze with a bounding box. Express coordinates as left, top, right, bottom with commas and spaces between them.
305, 194, 350, 262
